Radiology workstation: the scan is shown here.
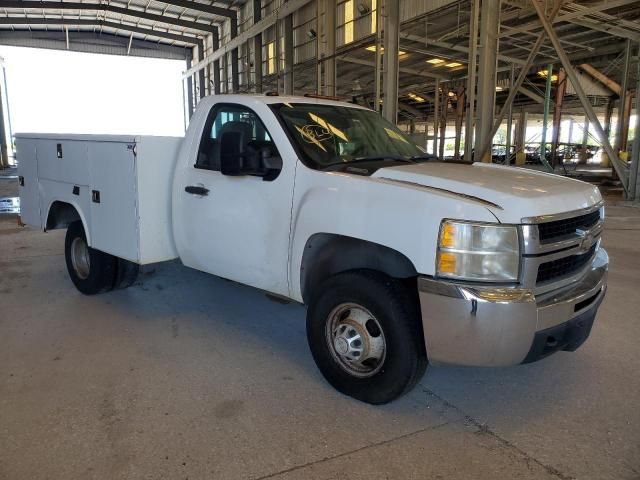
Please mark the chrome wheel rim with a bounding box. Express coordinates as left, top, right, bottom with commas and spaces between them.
326, 303, 386, 378
70, 237, 90, 280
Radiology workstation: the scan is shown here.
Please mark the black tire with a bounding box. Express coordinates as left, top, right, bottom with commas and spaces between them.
64, 221, 117, 295
114, 257, 140, 290
306, 270, 427, 404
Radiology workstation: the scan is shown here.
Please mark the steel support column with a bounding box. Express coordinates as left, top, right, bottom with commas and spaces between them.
531, 0, 629, 191
621, 95, 633, 152
630, 44, 640, 200
505, 65, 515, 164
615, 39, 632, 152
373, 2, 382, 111
582, 116, 590, 146
253, 0, 263, 93
515, 110, 527, 157
254, 38, 263, 93
315, 0, 322, 93
323, 0, 336, 96
463, 0, 480, 162
604, 98, 614, 143
551, 67, 567, 167
230, 19, 239, 92
0, 75, 6, 168
439, 85, 448, 159
433, 79, 440, 156
476, 0, 563, 163
284, 14, 294, 95
212, 27, 221, 94
186, 53, 194, 119
382, 0, 399, 123
454, 85, 465, 160
475, 0, 500, 163
1, 61, 11, 158
197, 41, 206, 100
540, 64, 553, 169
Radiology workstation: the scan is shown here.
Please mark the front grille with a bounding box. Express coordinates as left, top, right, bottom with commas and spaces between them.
537, 210, 600, 242
536, 243, 598, 283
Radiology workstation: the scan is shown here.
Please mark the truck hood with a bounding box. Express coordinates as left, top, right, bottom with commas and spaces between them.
372, 162, 602, 223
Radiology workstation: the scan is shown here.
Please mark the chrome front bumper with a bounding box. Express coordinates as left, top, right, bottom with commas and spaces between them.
418, 248, 608, 366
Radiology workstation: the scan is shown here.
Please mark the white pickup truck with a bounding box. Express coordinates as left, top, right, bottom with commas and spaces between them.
17, 94, 608, 404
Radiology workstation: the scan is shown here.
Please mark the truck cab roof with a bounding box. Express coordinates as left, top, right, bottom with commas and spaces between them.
200, 93, 371, 110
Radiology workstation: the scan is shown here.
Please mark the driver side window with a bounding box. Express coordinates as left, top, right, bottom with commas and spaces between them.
195, 104, 275, 171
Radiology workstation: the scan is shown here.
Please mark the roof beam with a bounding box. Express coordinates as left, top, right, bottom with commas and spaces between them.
564, 17, 640, 42
500, 0, 640, 40
579, 63, 622, 95
340, 55, 450, 80
400, 32, 527, 66
0, 17, 198, 44
518, 86, 544, 103
0, 0, 217, 33
156, 0, 235, 19
0, 29, 190, 58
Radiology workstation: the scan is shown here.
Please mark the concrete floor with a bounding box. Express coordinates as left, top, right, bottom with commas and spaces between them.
1, 171, 639, 480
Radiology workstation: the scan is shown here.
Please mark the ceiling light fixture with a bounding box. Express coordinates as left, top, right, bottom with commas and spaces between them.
365, 45, 406, 55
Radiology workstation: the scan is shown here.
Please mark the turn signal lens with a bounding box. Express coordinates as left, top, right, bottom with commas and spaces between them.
439, 223, 457, 249
437, 252, 457, 274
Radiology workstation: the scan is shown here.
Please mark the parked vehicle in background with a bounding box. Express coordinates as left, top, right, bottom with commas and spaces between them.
17, 94, 608, 404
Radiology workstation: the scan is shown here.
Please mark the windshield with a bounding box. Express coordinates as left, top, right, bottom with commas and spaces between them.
270, 103, 423, 169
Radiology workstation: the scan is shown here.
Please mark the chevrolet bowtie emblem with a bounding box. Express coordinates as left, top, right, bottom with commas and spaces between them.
575, 228, 595, 253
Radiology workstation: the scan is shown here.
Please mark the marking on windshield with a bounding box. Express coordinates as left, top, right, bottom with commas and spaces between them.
301, 124, 332, 143
295, 125, 328, 151
308, 113, 348, 141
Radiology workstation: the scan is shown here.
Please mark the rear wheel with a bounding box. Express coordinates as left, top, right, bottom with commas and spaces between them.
65, 221, 117, 295
306, 270, 427, 404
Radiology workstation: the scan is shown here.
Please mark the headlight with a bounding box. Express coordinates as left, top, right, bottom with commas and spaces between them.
436, 220, 520, 282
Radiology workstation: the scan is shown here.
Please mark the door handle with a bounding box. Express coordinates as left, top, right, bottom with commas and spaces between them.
185, 185, 210, 196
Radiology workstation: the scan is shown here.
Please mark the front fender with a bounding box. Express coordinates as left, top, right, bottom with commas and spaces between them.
288, 165, 497, 301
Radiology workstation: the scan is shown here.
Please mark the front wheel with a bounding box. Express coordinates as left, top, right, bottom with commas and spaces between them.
306, 270, 427, 404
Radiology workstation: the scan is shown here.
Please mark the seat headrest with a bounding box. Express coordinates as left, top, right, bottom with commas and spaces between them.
219, 120, 252, 140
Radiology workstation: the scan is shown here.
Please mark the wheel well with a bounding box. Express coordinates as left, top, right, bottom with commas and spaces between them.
46, 201, 81, 231
300, 233, 418, 304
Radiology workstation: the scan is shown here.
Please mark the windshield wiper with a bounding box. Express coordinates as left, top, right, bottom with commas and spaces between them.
322, 156, 414, 169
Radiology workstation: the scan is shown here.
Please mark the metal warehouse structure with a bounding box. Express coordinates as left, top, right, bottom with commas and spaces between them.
0, 0, 639, 197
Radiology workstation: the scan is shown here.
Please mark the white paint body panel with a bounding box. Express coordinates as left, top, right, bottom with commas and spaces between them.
171, 96, 300, 296
15, 139, 40, 227
17, 95, 603, 303
16, 134, 180, 264
287, 166, 499, 301
373, 162, 602, 223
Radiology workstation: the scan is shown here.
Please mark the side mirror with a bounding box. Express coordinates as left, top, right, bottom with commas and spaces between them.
220, 131, 282, 180
220, 131, 245, 176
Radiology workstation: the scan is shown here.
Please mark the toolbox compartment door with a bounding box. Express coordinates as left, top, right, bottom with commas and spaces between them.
88, 141, 139, 262
15, 137, 41, 227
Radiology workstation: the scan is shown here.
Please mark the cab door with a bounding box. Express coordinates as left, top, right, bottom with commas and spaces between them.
173, 102, 295, 297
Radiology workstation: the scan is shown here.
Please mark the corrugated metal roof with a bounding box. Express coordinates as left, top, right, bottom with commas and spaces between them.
0, 0, 242, 58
